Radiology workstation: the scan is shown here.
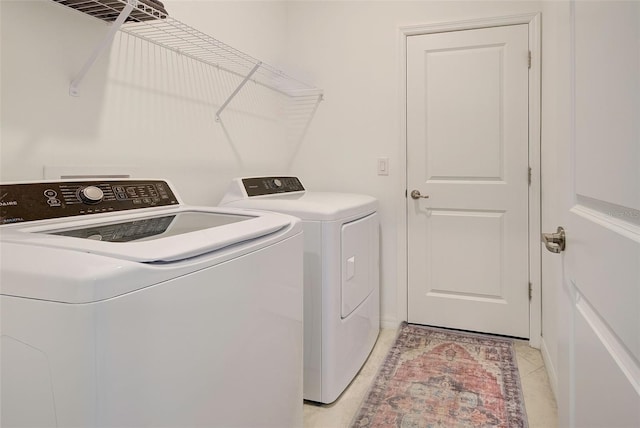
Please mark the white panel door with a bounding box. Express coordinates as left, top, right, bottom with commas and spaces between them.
557, 2, 640, 426
407, 25, 530, 338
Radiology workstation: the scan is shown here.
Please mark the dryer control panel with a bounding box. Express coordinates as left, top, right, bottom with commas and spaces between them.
242, 176, 305, 197
0, 180, 179, 225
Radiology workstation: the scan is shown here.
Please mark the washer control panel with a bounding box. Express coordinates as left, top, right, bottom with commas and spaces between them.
242, 176, 305, 197
0, 180, 179, 225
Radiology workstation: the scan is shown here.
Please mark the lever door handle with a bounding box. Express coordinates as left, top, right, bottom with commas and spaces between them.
541, 226, 566, 253
410, 190, 429, 200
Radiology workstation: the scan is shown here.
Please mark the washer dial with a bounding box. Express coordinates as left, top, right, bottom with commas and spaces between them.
79, 186, 104, 204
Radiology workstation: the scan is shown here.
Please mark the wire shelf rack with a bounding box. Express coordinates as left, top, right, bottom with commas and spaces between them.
54, 0, 323, 121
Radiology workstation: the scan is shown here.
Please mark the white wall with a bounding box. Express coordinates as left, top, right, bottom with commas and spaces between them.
283, 1, 542, 328
0, 0, 290, 205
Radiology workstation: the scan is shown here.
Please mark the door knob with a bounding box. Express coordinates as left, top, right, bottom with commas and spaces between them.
541, 226, 566, 253
410, 190, 429, 200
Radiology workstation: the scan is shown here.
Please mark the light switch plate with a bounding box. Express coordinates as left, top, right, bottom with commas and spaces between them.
377, 157, 389, 176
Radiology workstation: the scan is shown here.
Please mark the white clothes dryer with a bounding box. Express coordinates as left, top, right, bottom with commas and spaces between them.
0, 179, 303, 428
220, 176, 380, 404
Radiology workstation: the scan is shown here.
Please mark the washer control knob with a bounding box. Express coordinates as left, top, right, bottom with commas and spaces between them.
273, 178, 282, 188
79, 186, 104, 204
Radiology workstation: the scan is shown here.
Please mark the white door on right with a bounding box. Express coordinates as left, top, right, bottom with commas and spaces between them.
557, 1, 640, 426
406, 24, 530, 338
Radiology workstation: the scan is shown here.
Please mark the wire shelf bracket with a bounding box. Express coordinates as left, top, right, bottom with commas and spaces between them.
69, 0, 134, 97
215, 61, 262, 121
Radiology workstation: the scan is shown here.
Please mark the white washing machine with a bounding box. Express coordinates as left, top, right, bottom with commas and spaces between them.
0, 179, 304, 428
220, 176, 380, 404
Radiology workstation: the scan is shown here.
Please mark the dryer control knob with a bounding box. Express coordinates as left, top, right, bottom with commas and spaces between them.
273, 178, 282, 188
79, 186, 104, 204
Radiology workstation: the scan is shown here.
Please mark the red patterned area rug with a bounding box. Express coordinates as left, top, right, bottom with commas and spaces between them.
351, 323, 528, 428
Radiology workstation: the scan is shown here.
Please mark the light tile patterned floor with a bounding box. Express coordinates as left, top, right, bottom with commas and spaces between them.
513, 340, 559, 427
303, 328, 558, 428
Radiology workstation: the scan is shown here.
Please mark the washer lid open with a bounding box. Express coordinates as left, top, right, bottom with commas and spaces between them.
1, 208, 291, 262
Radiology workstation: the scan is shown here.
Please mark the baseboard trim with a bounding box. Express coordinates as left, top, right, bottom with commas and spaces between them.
381, 318, 402, 330
540, 337, 559, 401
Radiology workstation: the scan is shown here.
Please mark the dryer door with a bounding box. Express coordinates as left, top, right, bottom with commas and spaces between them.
341, 213, 378, 318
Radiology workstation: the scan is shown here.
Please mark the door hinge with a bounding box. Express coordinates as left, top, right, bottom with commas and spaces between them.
528, 51, 532, 69
528, 282, 533, 300
405, 189, 408, 198
528, 166, 532, 185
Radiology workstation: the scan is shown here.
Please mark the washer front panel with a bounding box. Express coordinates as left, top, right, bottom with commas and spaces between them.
1, 180, 178, 225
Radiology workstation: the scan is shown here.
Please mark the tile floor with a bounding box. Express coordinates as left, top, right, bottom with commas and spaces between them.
303, 328, 558, 428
